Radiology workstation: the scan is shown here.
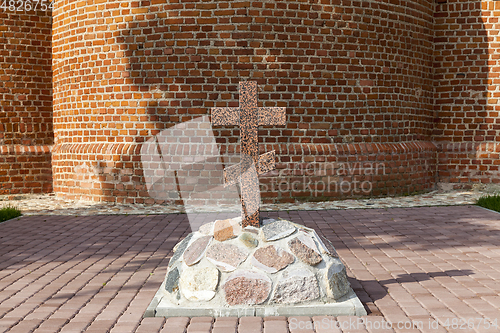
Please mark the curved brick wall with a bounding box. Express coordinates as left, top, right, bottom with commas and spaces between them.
0, 9, 53, 195
434, 0, 500, 188
52, 0, 437, 203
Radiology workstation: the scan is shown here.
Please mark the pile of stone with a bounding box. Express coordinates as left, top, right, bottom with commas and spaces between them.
146, 217, 367, 317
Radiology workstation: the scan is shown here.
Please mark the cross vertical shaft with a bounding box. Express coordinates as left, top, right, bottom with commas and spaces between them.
211, 82, 286, 228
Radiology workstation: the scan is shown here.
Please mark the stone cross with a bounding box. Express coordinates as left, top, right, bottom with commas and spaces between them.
211, 81, 286, 228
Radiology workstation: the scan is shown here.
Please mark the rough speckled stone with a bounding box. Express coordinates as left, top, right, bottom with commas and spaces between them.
261, 220, 296, 241
271, 268, 320, 304
238, 232, 259, 248
179, 266, 219, 301
223, 270, 272, 305
214, 218, 242, 242
183, 236, 212, 266
326, 258, 351, 300
164, 266, 180, 294
251, 245, 293, 273
169, 233, 193, 267
288, 234, 322, 265
205, 243, 248, 272
198, 222, 214, 235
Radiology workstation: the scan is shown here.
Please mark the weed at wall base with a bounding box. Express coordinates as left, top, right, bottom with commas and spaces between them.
0, 205, 22, 223
476, 194, 500, 213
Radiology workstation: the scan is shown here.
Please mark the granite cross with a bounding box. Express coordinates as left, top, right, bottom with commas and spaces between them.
211, 81, 286, 228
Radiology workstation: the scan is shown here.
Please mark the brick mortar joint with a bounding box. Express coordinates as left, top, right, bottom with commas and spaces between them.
0, 144, 53, 155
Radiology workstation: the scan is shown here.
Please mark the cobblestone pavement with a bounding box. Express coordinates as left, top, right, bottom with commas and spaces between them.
0, 187, 497, 216
1, 206, 499, 332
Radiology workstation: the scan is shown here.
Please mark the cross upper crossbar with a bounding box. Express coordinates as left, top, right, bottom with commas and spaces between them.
211, 81, 286, 228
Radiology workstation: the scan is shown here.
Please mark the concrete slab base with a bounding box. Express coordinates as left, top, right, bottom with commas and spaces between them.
145, 279, 367, 317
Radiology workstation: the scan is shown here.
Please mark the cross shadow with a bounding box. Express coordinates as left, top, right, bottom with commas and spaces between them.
261, 207, 499, 315
350, 269, 475, 315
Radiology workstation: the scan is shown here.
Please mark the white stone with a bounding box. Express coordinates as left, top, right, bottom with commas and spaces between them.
261, 220, 296, 241
271, 268, 320, 304
179, 266, 219, 301
198, 222, 214, 235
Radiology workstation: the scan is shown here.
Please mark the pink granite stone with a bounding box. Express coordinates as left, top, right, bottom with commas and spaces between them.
205, 242, 248, 272
223, 270, 272, 305
288, 233, 322, 266
183, 236, 212, 266
251, 245, 294, 273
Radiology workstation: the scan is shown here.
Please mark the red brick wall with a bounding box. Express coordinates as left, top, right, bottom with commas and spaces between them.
434, 0, 500, 187
0, 8, 53, 195
263, 142, 437, 202
51, 0, 438, 204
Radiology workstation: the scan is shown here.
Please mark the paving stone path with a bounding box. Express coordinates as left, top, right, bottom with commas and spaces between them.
0, 188, 494, 216
0, 206, 499, 332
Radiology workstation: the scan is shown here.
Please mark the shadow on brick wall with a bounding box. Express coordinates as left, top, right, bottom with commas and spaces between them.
433, 0, 499, 187
104, 0, 440, 208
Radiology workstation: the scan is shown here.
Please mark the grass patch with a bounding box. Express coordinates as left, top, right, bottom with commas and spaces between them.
476, 194, 500, 213
0, 205, 22, 223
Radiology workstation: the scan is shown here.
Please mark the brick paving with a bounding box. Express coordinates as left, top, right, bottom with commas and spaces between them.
0, 206, 499, 333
